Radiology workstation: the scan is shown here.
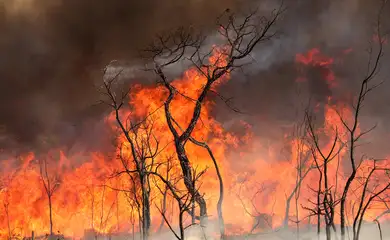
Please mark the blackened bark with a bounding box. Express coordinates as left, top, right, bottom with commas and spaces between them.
49, 195, 53, 236
175, 141, 207, 219
141, 175, 151, 240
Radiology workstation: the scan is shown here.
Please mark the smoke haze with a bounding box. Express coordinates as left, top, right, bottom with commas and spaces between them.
0, 0, 389, 153
0, 0, 245, 150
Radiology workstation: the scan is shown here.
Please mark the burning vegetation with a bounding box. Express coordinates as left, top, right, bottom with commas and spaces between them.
1, 0, 390, 240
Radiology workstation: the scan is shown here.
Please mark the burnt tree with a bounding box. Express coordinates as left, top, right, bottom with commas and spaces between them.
338, 2, 388, 239
38, 157, 60, 236
101, 74, 161, 240
303, 1, 389, 239
145, 5, 284, 237
151, 163, 207, 240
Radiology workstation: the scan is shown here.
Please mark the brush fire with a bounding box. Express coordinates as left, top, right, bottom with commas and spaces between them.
1, 1, 390, 240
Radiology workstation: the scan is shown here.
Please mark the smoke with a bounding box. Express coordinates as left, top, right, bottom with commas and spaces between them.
213, 0, 390, 157
117, 220, 390, 240
217, 0, 387, 114
0, 0, 389, 154
0, 0, 245, 150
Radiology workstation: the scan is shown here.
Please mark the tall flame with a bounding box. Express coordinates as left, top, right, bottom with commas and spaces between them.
0, 47, 389, 239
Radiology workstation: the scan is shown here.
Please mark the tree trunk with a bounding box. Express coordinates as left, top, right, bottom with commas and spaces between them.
326, 224, 331, 240
340, 171, 356, 240
175, 141, 207, 222
49, 195, 53, 236
284, 196, 292, 228
141, 175, 151, 240
157, 187, 168, 232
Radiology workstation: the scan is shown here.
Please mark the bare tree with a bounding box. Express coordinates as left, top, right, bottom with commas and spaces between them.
350, 160, 390, 240
305, 112, 343, 240
38, 157, 60, 236
283, 115, 314, 230
302, 2, 389, 239
153, 165, 207, 240
337, 2, 387, 238
128, 199, 137, 240
153, 155, 175, 233
234, 179, 277, 236
145, 4, 284, 236
85, 184, 97, 239
93, 181, 117, 238
100, 73, 163, 240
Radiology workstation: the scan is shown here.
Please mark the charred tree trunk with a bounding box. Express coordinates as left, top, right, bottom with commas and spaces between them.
39, 158, 59, 237
216, 170, 225, 239
175, 141, 207, 222
158, 71, 210, 224
325, 224, 331, 240
284, 165, 311, 228
158, 186, 168, 232
188, 137, 225, 237
141, 174, 151, 240
316, 177, 322, 239
48, 195, 53, 236
147, 6, 284, 237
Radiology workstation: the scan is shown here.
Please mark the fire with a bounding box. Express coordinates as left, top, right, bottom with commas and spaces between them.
0, 46, 389, 239
295, 48, 336, 88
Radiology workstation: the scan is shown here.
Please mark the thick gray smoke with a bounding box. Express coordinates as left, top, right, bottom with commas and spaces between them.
0, 0, 244, 151
213, 0, 390, 158
85, 220, 390, 239
0, 0, 389, 154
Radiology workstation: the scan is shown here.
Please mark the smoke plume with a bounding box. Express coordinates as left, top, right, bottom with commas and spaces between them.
0, 0, 245, 150
0, 0, 389, 154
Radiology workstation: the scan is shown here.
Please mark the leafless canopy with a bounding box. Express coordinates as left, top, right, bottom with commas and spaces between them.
143, 3, 284, 238
301, 1, 389, 239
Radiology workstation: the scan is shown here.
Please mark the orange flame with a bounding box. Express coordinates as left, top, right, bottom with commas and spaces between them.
0, 47, 389, 239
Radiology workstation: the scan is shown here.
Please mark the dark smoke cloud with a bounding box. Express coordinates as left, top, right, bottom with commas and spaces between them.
0, 0, 244, 150
214, 0, 390, 157
0, 0, 389, 155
